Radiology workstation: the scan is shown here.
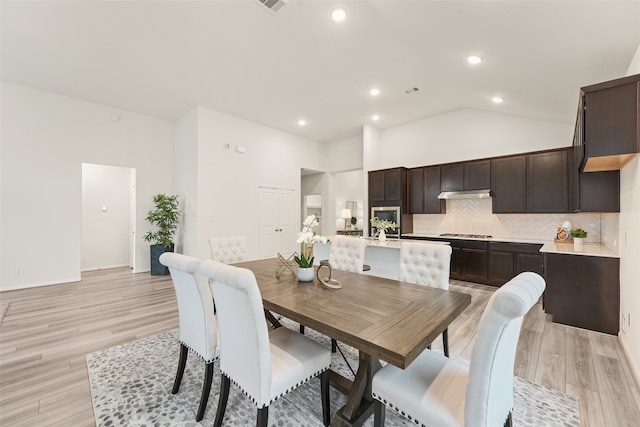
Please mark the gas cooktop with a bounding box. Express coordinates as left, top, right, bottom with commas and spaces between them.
439, 233, 493, 239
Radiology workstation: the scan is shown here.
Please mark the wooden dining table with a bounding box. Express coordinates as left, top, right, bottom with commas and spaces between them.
234, 258, 472, 427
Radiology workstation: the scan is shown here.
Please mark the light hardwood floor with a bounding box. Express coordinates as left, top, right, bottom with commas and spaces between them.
1, 268, 638, 426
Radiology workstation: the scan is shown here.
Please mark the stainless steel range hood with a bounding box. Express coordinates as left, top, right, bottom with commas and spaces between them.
437, 189, 492, 200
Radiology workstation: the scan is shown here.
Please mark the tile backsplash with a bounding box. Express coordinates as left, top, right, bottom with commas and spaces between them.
412, 199, 619, 249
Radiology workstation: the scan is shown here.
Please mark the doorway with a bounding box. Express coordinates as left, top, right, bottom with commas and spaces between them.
81, 163, 136, 272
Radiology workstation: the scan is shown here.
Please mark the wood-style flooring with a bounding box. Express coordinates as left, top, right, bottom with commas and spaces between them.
0, 268, 638, 426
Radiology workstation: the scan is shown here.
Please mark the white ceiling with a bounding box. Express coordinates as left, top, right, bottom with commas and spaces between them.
2, 1, 639, 143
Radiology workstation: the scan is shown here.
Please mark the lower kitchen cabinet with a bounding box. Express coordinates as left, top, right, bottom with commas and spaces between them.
543, 252, 619, 335
451, 240, 488, 283
488, 242, 543, 286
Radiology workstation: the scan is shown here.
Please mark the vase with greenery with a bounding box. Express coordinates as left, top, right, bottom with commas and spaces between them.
294, 215, 327, 281
370, 217, 397, 242
143, 193, 180, 275
571, 228, 587, 245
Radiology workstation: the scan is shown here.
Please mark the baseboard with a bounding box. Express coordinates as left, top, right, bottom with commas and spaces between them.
81, 264, 129, 272
0, 276, 82, 292
619, 334, 640, 389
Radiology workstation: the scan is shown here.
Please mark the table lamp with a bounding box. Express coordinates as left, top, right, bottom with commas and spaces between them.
340, 209, 352, 230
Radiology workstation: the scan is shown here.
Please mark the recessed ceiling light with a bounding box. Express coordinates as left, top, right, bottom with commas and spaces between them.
298, 119, 306, 126
110, 114, 121, 121
372, 114, 380, 121
331, 8, 347, 22
492, 96, 504, 104
467, 55, 483, 65
370, 88, 380, 96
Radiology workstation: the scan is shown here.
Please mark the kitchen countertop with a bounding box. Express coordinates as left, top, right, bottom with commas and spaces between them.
402, 233, 620, 258
325, 235, 450, 249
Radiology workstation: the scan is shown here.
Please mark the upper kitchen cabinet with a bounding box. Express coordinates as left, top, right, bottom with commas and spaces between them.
527, 150, 569, 213
492, 149, 571, 214
369, 167, 408, 210
408, 166, 445, 214
441, 160, 490, 192
568, 145, 620, 212
580, 73, 640, 172
491, 155, 527, 213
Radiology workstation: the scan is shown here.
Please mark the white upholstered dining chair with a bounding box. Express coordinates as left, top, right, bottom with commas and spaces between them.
371, 272, 546, 427
159, 252, 219, 422
209, 236, 247, 263
328, 236, 368, 273
398, 241, 453, 356
199, 259, 332, 427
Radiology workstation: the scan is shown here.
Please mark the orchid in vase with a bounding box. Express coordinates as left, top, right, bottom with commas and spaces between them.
294, 215, 328, 268
370, 217, 397, 240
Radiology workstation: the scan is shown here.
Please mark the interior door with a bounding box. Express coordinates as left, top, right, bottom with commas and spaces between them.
258, 187, 280, 258
277, 189, 297, 255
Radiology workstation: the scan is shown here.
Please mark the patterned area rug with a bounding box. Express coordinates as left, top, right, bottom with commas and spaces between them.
86, 320, 581, 426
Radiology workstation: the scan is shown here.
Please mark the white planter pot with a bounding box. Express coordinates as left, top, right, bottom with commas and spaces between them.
297, 267, 314, 282
378, 229, 387, 242
573, 237, 585, 245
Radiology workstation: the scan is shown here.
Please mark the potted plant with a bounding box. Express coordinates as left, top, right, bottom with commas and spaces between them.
370, 217, 397, 242
143, 193, 180, 275
294, 215, 328, 281
571, 228, 588, 245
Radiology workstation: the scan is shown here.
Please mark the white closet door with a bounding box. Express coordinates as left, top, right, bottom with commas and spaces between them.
258, 187, 280, 258
277, 188, 297, 255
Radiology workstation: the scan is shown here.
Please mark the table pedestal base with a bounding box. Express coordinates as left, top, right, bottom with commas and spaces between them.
330, 351, 382, 427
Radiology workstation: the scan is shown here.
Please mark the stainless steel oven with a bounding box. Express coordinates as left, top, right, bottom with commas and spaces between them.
370, 206, 401, 237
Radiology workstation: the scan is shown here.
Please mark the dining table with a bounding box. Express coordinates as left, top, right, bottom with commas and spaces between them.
234, 258, 472, 427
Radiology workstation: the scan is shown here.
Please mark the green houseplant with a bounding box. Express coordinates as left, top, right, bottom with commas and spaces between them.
143, 193, 180, 275
571, 228, 587, 245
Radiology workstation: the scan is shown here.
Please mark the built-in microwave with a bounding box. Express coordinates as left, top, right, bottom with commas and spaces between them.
370, 206, 401, 237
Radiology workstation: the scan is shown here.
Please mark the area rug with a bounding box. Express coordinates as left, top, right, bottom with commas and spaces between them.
86, 320, 581, 426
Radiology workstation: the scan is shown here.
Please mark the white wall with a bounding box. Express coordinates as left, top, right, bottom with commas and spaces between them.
324, 135, 363, 172
81, 163, 131, 271
378, 108, 574, 168
0, 82, 174, 290
333, 170, 365, 232
301, 173, 331, 237
173, 107, 199, 257
192, 106, 325, 261
619, 43, 640, 381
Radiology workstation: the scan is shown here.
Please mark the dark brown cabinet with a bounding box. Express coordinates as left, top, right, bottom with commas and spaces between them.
408, 166, 445, 214
527, 150, 569, 213
449, 240, 488, 283
491, 156, 527, 213
442, 160, 490, 192
369, 167, 407, 208
544, 253, 620, 335
464, 160, 491, 190
582, 74, 640, 172
488, 242, 543, 286
441, 163, 464, 191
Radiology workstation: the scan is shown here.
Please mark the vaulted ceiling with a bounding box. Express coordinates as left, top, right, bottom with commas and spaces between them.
2, 1, 639, 142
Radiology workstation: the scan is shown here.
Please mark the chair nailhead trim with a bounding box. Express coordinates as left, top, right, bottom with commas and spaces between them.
221, 367, 329, 408
179, 339, 218, 364
372, 393, 426, 427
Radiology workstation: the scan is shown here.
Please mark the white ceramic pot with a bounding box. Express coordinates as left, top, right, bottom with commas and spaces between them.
378, 229, 387, 242
297, 266, 314, 282
573, 237, 585, 245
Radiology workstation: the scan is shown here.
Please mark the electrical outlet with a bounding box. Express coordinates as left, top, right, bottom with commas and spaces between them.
9, 267, 19, 277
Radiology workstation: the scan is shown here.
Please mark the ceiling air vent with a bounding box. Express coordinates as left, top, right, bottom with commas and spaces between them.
404, 87, 420, 95
256, 0, 287, 14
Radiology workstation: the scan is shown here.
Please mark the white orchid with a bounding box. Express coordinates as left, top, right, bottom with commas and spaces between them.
295, 214, 328, 267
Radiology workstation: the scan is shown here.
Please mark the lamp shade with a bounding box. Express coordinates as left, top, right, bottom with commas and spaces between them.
340, 209, 352, 219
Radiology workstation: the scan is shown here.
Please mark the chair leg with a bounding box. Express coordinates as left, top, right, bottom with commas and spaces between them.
172, 343, 188, 394
257, 406, 269, 427
331, 338, 337, 353
320, 370, 330, 427
374, 400, 386, 427
443, 327, 450, 358
196, 361, 214, 421
213, 374, 230, 427
504, 411, 513, 427
300, 324, 305, 334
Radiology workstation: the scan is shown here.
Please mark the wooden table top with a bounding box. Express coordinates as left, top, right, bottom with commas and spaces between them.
235, 258, 472, 369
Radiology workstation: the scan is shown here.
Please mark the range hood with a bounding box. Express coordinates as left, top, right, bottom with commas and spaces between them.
437, 189, 492, 200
